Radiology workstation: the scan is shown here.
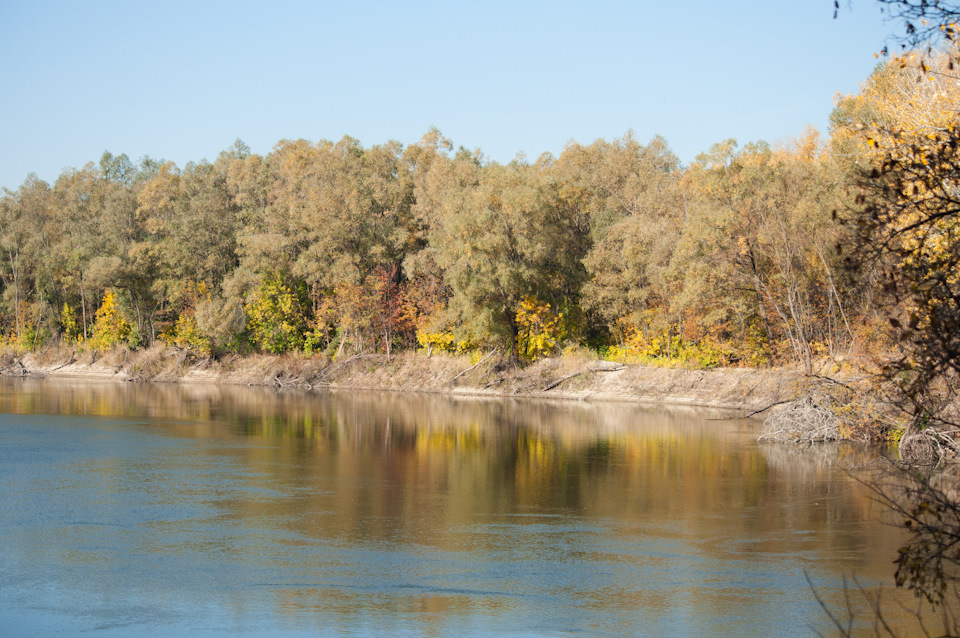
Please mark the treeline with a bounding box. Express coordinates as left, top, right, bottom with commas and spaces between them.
0, 52, 943, 370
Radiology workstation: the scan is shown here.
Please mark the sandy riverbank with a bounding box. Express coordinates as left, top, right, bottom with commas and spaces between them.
0, 346, 813, 414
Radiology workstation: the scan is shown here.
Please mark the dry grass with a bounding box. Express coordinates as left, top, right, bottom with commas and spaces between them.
124, 344, 183, 381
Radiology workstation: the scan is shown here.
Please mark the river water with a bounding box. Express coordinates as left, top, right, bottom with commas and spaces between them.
0, 377, 932, 636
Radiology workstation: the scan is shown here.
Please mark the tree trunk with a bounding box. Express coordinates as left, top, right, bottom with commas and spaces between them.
79, 279, 88, 339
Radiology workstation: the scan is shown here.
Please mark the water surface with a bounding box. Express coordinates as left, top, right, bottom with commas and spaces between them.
0, 378, 923, 636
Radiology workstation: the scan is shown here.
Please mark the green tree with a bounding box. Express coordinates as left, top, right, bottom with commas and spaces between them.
414, 153, 579, 356
137, 159, 239, 313
0, 175, 50, 342
555, 134, 683, 347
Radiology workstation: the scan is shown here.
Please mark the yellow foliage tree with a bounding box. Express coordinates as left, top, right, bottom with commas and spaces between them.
515, 296, 565, 360
416, 330, 456, 357
244, 275, 307, 354
59, 303, 81, 342
831, 47, 960, 166
90, 290, 132, 352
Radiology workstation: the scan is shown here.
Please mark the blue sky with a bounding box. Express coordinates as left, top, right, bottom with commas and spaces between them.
0, 1, 894, 191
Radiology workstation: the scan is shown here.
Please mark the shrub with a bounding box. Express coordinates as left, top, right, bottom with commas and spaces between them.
89, 291, 133, 352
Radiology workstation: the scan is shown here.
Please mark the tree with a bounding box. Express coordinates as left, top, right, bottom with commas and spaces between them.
871, 0, 960, 51
49, 164, 120, 339
829, 3, 960, 626
89, 290, 133, 352
137, 159, 239, 306
831, 47, 960, 171
673, 134, 849, 371
0, 176, 49, 342
515, 295, 565, 360
242, 136, 413, 289
829, 8, 960, 423
73, 155, 164, 345
413, 153, 580, 356
852, 105, 960, 430
367, 265, 413, 358
244, 273, 308, 354
559, 134, 684, 350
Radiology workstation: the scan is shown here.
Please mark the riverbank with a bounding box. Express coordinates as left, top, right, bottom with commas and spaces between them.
0, 345, 815, 414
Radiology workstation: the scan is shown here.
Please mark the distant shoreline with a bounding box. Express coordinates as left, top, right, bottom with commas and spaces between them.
2, 347, 809, 415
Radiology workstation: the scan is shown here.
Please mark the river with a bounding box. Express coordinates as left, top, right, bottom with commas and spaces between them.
0, 377, 932, 636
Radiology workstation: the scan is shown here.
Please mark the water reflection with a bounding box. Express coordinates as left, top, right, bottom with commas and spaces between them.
0, 378, 928, 636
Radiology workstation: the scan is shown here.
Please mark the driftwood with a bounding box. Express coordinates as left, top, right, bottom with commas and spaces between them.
0, 358, 30, 377
542, 362, 625, 392
273, 375, 312, 390
542, 367, 590, 391
48, 357, 75, 372
708, 399, 794, 421
758, 394, 842, 444
448, 349, 499, 385
315, 354, 363, 382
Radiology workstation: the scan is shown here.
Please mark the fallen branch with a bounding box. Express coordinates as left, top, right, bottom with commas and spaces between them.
448, 349, 499, 385
708, 399, 793, 421
0, 359, 30, 377
543, 366, 592, 392
804, 373, 870, 391
900, 427, 960, 466
48, 359, 74, 372
315, 354, 363, 381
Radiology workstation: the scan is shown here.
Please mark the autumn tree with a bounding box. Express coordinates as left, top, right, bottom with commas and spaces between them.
89, 290, 133, 352
831, 47, 960, 170
49, 166, 103, 339
68, 153, 168, 345
555, 134, 684, 352
366, 265, 413, 358
238, 137, 413, 288
138, 159, 238, 289
828, 2, 960, 620
412, 149, 583, 357
136, 156, 240, 343
828, 30, 960, 429
674, 133, 848, 371
226, 136, 417, 352
402, 130, 457, 348
0, 175, 51, 344
244, 273, 308, 354
47, 158, 141, 340
851, 115, 960, 421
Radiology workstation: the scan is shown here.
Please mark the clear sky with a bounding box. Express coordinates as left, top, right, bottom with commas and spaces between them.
0, 1, 896, 191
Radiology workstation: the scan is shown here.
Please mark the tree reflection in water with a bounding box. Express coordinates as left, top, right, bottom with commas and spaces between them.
0, 377, 936, 636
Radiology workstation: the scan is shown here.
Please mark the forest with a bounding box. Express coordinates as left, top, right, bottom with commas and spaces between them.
9, 3, 960, 626
0, 47, 950, 381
